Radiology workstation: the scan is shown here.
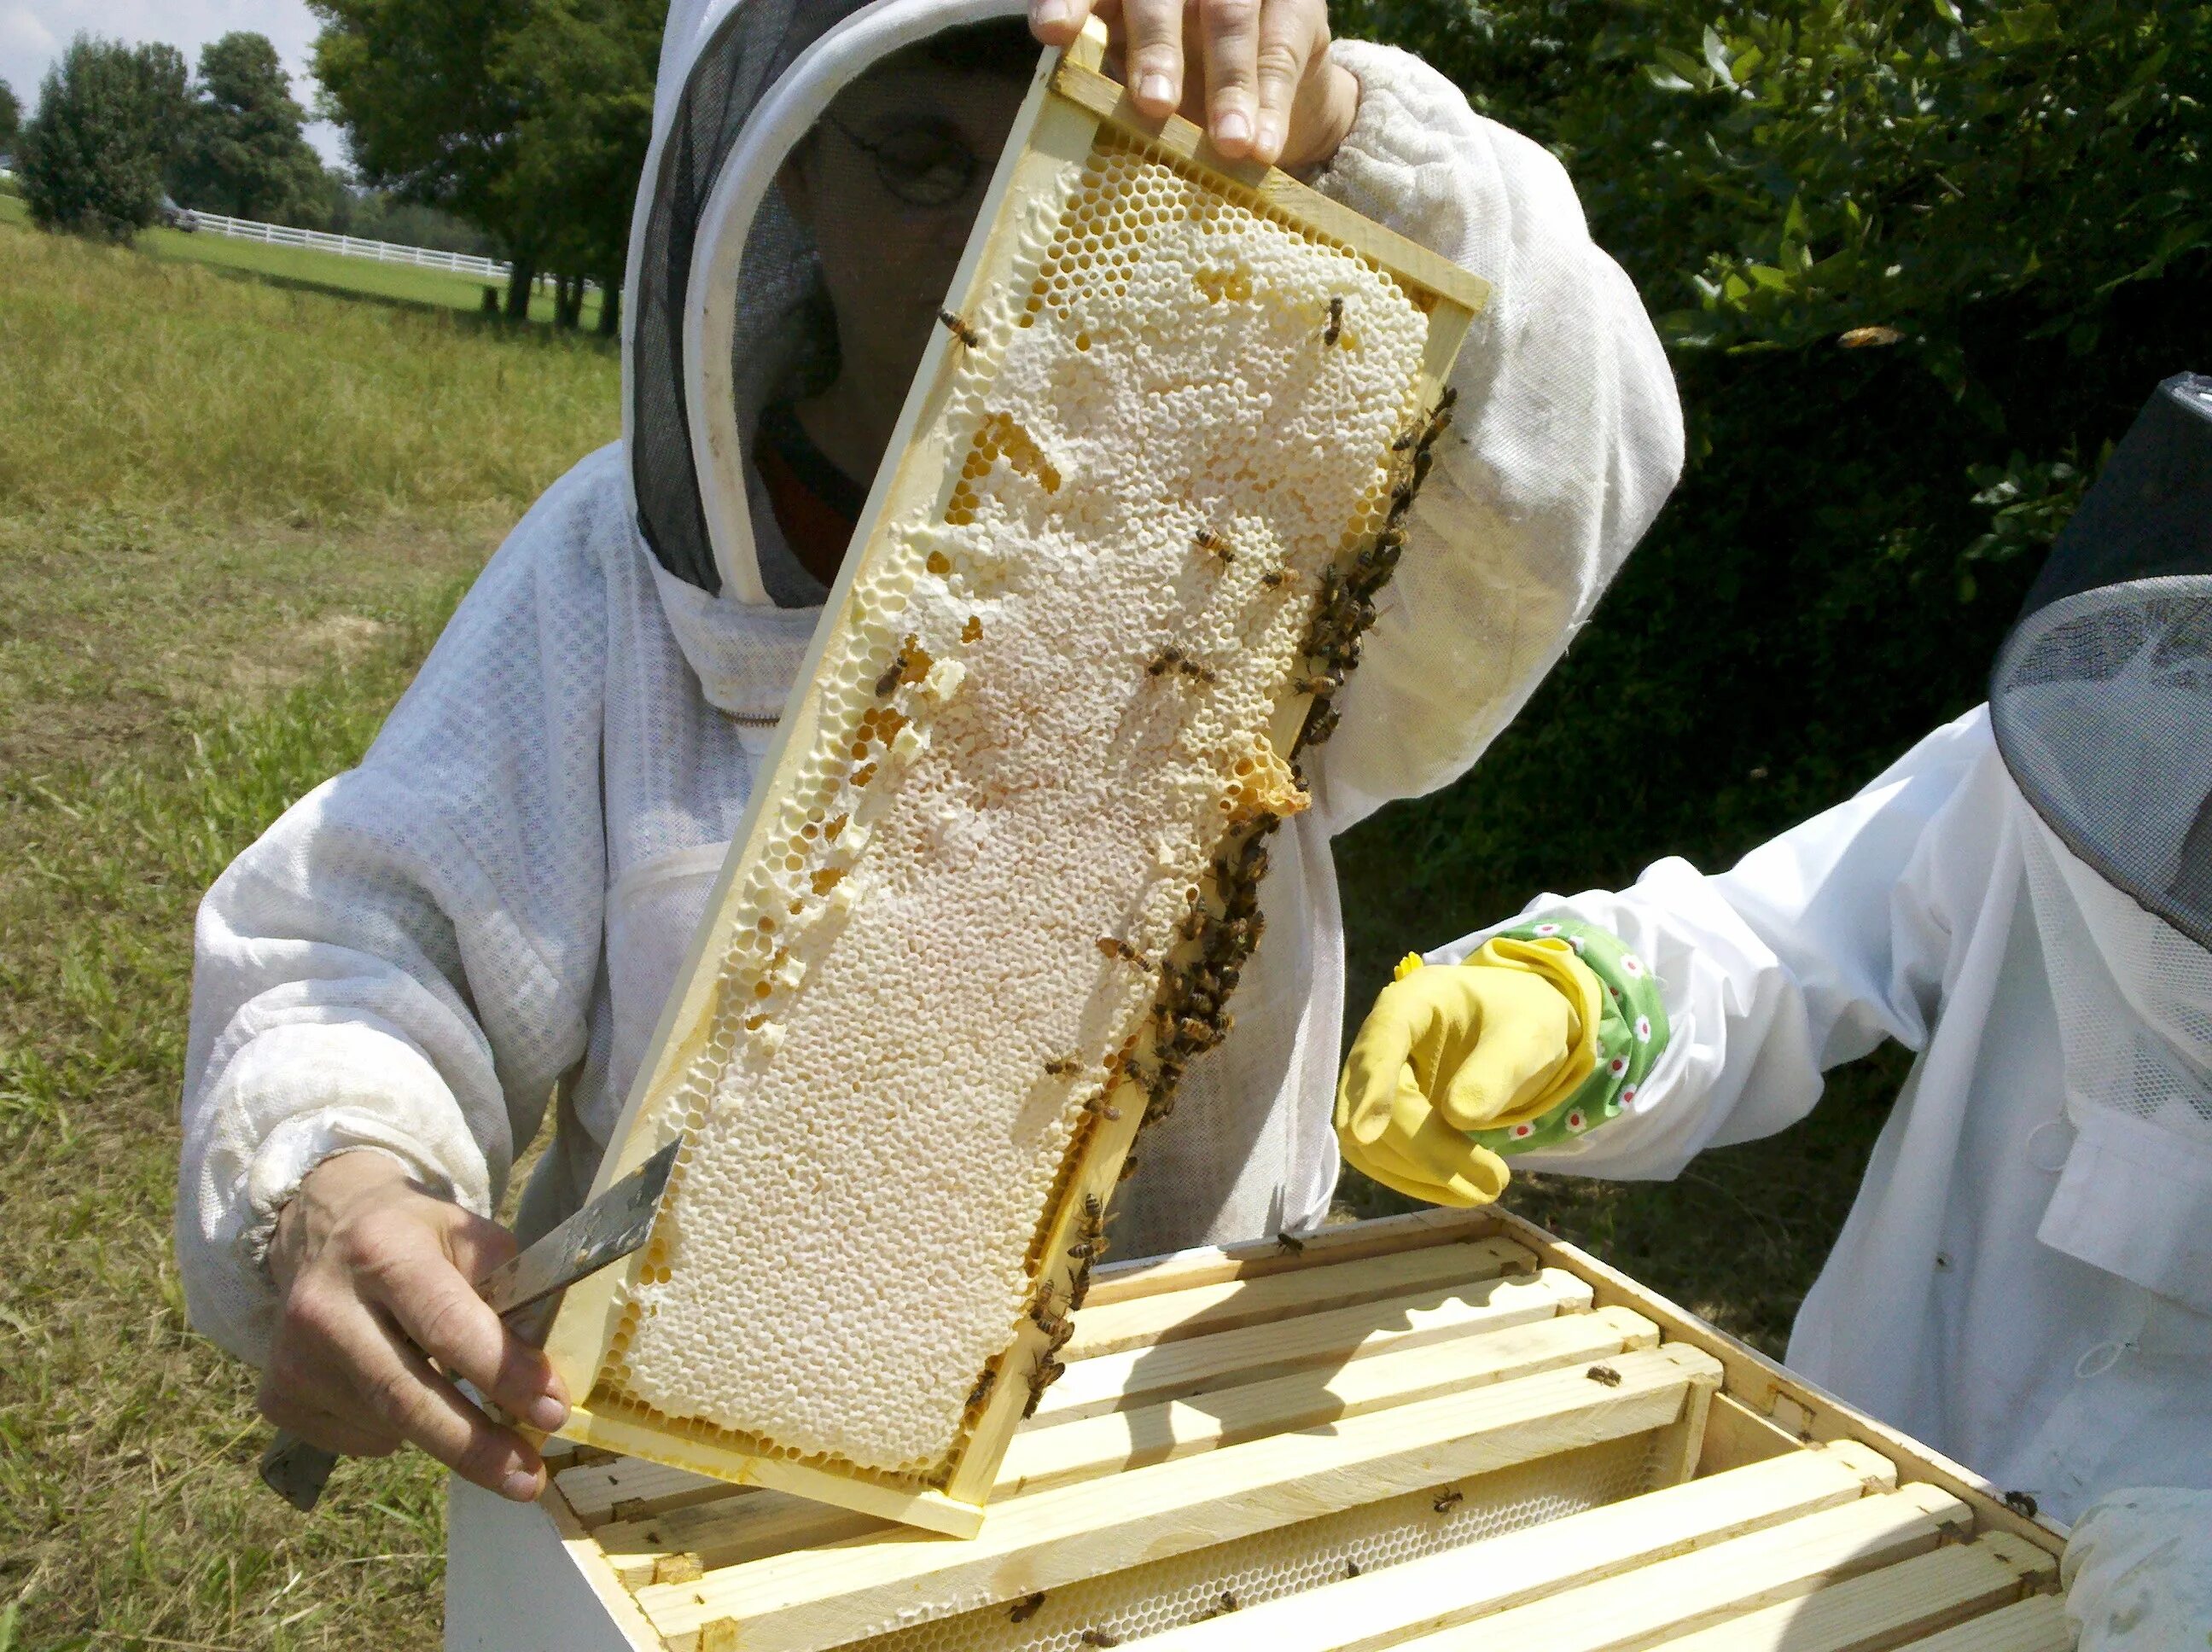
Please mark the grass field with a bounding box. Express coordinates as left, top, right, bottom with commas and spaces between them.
0, 193, 608, 332
0, 210, 619, 1651
0, 204, 1891, 1649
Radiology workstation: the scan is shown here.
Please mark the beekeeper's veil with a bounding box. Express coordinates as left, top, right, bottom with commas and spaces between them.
1988, 371, 2212, 1311
622, 0, 1033, 707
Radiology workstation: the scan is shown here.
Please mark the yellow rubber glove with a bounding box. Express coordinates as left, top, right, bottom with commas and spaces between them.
1334, 938, 1607, 1207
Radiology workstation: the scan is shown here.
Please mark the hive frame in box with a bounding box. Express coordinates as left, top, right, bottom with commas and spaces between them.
537, 20, 1491, 1539
455, 1207, 2072, 1652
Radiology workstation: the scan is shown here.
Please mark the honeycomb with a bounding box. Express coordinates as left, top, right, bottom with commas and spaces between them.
837, 1437, 1657, 1652
604, 134, 1437, 1479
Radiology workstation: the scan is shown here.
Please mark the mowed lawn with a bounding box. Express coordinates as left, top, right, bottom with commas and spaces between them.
0, 189, 1888, 1649
0, 210, 617, 1650
0, 193, 607, 330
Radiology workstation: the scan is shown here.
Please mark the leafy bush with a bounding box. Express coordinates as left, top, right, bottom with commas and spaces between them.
17, 36, 188, 241
1334, 0, 2211, 1006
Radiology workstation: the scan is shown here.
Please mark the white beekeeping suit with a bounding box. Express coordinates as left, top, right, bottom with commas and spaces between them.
1423, 375, 2212, 1542
176, 0, 1682, 1370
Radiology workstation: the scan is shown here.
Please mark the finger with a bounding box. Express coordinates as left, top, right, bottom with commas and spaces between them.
1119, 0, 1185, 115
1436, 976, 1575, 1131
257, 1387, 401, 1458
1249, 0, 1318, 165
339, 1311, 550, 1500
1342, 1126, 1453, 1205
1372, 1114, 1510, 1207
368, 1228, 568, 1432
1197, 0, 1263, 156
1028, 0, 1098, 46
1336, 989, 1423, 1143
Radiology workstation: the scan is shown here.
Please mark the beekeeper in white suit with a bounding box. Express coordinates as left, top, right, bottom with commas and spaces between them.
1337, 373, 2212, 1645
177, 0, 1681, 1509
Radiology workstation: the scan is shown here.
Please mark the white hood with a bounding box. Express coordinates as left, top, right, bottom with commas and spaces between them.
617, 0, 1029, 713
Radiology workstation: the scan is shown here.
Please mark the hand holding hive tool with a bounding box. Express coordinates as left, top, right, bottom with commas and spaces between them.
259, 1140, 680, 1513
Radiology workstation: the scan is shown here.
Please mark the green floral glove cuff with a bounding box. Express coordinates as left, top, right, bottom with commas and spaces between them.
1466, 917, 1668, 1156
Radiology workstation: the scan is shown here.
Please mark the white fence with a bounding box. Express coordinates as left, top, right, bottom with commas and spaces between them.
180, 208, 511, 282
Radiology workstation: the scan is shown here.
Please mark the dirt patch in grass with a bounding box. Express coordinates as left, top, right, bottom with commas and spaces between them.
0, 511, 497, 775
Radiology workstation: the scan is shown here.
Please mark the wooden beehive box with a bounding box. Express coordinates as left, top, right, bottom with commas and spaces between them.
453, 1207, 2074, 1652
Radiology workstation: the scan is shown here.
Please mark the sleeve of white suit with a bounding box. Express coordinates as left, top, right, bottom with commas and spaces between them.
1303, 41, 1685, 833
2064, 1487, 2212, 1650
175, 451, 626, 1368
1424, 707, 2001, 1179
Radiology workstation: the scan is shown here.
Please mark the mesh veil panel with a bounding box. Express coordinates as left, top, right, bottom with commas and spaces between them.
1991, 372, 2212, 951
632, 0, 868, 595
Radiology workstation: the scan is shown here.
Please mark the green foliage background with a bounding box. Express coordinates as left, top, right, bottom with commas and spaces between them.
1334, 0, 2211, 1023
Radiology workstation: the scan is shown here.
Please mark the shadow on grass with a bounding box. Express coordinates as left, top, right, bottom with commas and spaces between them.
183, 258, 622, 352
119, 223, 617, 351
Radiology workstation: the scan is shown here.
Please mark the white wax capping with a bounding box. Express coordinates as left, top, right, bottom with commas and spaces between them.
613, 138, 1429, 1475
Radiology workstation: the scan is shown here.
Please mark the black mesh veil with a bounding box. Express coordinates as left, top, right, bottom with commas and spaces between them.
628, 0, 1033, 599
631, 0, 870, 594
1989, 372, 2212, 950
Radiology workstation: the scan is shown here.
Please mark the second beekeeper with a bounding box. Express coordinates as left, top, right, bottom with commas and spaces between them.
1335, 375, 2212, 1571
177, 0, 1683, 1502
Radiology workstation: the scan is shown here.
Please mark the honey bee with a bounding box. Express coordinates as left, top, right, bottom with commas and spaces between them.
1176, 657, 1218, 685
965, 1366, 996, 1411
2003, 1490, 2040, 1520
1323, 295, 1344, 346
1293, 673, 1341, 698
872, 648, 910, 699
1276, 1230, 1306, 1255
1009, 1594, 1047, 1624
1022, 1351, 1065, 1417
1302, 702, 1343, 747
1433, 1487, 1464, 1513
1080, 1088, 1123, 1124
1044, 1056, 1080, 1078
1067, 1261, 1094, 1311
1586, 1364, 1623, 1387
1258, 567, 1296, 590
937, 307, 981, 348
1067, 1193, 1109, 1264
1146, 646, 1186, 678
1194, 529, 1233, 561
1344, 1560, 1362, 1579
1118, 1153, 1141, 1182
1079, 1632, 1121, 1648
1417, 404, 1455, 457
1030, 1288, 1076, 1355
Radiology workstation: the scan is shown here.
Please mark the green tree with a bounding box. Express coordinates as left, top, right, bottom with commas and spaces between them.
0, 78, 21, 156
170, 32, 331, 224
1330, 0, 2211, 1015
311, 0, 543, 315
18, 36, 189, 241
492, 0, 666, 331
311, 0, 662, 326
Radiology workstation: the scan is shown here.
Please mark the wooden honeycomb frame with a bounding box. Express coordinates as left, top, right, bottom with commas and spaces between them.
537, 24, 1491, 1537
457, 1207, 2072, 1652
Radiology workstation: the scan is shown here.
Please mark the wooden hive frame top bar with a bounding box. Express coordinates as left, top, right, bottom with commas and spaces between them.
482, 1206, 2069, 1652
537, 21, 1490, 1537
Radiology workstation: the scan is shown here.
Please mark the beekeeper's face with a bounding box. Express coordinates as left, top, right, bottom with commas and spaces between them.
783, 52, 1030, 401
